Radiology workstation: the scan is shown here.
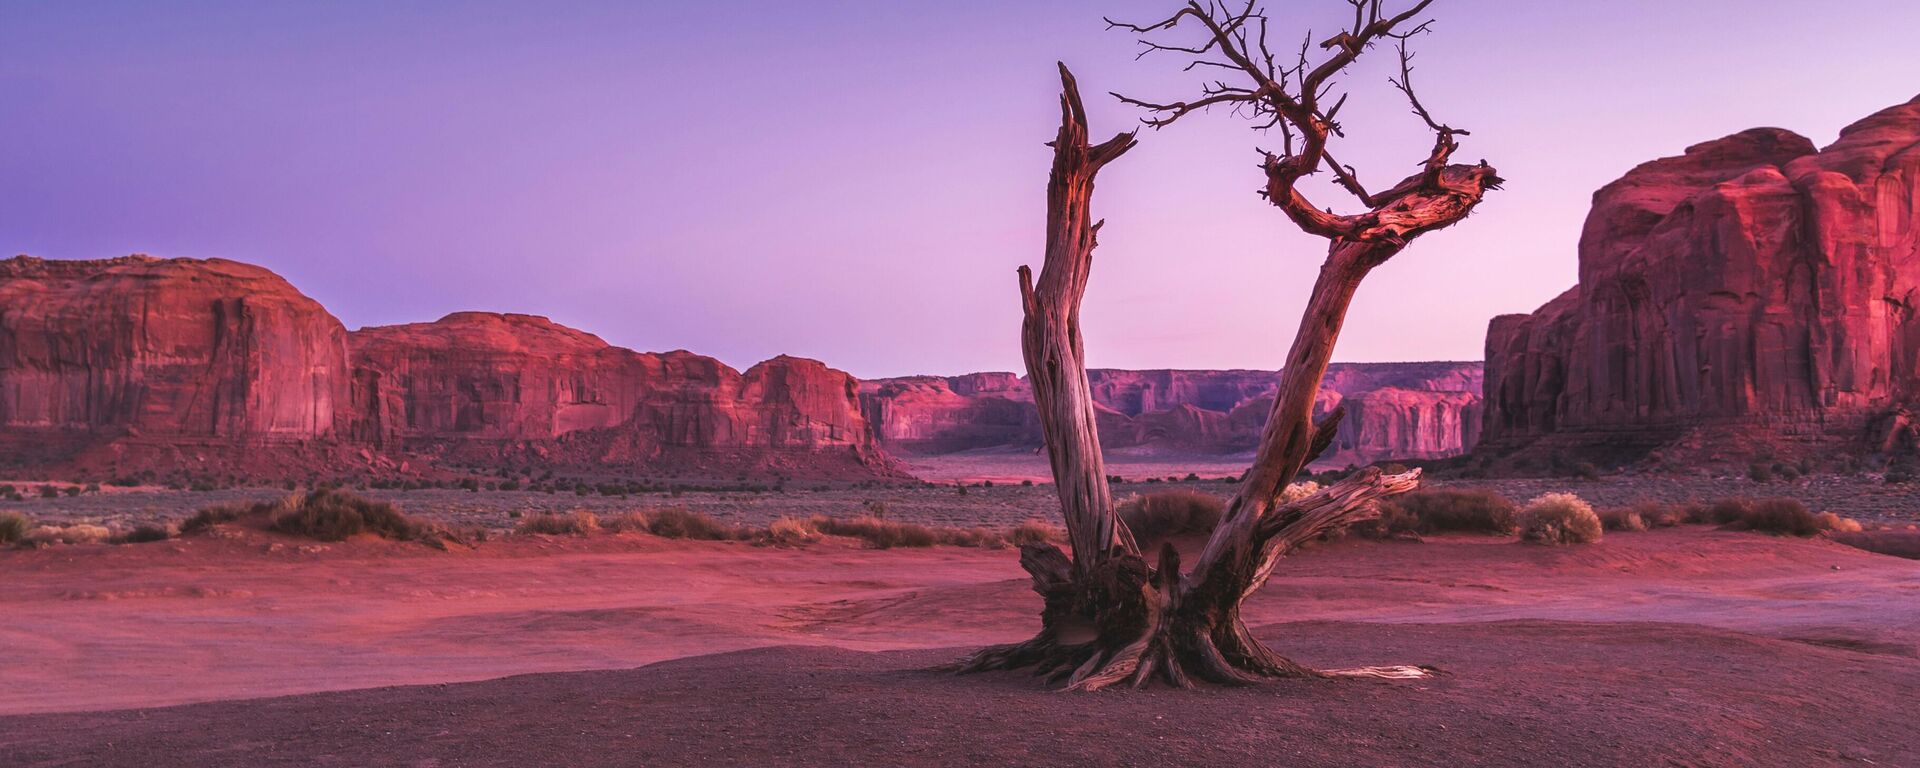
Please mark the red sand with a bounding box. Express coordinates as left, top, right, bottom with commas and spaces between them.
2, 528, 1917, 766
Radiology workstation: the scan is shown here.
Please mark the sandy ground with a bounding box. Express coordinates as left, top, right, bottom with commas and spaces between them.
2, 525, 1919, 766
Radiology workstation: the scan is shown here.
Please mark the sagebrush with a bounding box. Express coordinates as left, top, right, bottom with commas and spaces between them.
1519, 492, 1603, 545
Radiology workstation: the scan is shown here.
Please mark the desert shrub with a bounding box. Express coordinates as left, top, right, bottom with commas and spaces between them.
0, 511, 31, 544
764, 516, 821, 546
811, 515, 938, 549
23, 523, 112, 546
38, 485, 60, 499
1716, 498, 1823, 536
1702, 497, 1756, 525
601, 511, 652, 533
1814, 512, 1863, 534
1008, 519, 1064, 546
1748, 462, 1774, 483
1598, 508, 1648, 532
936, 526, 1005, 548
271, 489, 422, 542
1571, 462, 1601, 481
1117, 490, 1225, 544
1518, 493, 1603, 545
111, 523, 173, 544
1382, 489, 1519, 535
1624, 501, 1687, 528
646, 508, 738, 540
180, 499, 287, 534
517, 511, 601, 536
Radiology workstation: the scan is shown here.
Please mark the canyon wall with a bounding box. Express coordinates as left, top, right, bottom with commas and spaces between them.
349, 313, 887, 476
862, 362, 1484, 467
0, 256, 351, 471
1482, 95, 1920, 462
0, 256, 894, 479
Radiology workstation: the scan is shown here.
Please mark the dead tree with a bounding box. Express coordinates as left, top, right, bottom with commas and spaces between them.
957, 1, 1501, 690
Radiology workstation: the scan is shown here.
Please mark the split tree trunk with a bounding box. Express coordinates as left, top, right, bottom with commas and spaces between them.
955, 66, 1430, 690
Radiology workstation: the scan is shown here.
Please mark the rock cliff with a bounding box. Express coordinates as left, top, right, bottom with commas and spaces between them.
1482, 95, 1920, 463
347, 314, 892, 477
0, 255, 351, 472
0, 257, 896, 480
861, 362, 1483, 467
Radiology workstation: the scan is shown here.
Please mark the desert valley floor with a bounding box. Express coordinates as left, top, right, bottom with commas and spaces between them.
2, 461, 1919, 767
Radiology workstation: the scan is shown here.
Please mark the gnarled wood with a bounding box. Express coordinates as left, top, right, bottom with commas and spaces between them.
961, 1, 1499, 691
1021, 62, 1139, 572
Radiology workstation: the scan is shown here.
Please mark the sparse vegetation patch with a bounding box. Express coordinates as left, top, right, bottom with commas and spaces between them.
1519, 493, 1603, 545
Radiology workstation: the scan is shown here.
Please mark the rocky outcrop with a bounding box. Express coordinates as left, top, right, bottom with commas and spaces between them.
0, 255, 351, 471
860, 374, 1037, 454
348, 313, 893, 477
0, 257, 896, 479
861, 362, 1484, 466
1482, 96, 1920, 462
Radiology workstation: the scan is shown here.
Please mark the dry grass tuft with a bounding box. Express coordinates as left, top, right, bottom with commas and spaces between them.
181, 498, 288, 535
0, 511, 30, 544
1721, 498, 1823, 536
937, 526, 1007, 548
1815, 511, 1864, 534
764, 516, 821, 546
1519, 492, 1603, 545
1380, 489, 1518, 535
811, 515, 939, 549
645, 508, 739, 540
1117, 490, 1225, 545
111, 523, 174, 544
23, 523, 113, 546
1702, 498, 1759, 526
517, 511, 602, 536
1008, 519, 1065, 546
1624, 501, 1688, 529
1709, 498, 1836, 537
1598, 508, 1648, 532
601, 511, 652, 533
175, 491, 448, 545
270, 489, 421, 542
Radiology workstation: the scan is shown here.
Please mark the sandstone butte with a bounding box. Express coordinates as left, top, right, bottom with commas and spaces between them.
859, 364, 1484, 469
0, 255, 894, 481
0, 253, 1488, 481
1481, 94, 1920, 465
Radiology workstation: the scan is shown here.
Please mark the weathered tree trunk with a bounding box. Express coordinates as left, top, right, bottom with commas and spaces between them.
955, 66, 1438, 690
962, 1, 1501, 691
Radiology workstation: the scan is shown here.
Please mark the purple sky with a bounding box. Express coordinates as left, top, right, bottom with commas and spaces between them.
4, 1, 1917, 378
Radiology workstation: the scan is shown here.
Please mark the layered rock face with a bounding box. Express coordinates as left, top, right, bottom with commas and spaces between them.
0, 256, 350, 467
1483, 96, 1920, 460
861, 362, 1483, 466
0, 256, 894, 479
348, 313, 891, 476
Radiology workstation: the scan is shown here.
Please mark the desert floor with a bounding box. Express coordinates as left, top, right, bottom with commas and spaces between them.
2, 522, 1917, 767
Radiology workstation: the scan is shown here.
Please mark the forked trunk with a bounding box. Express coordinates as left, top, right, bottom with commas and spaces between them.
954, 66, 1439, 689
